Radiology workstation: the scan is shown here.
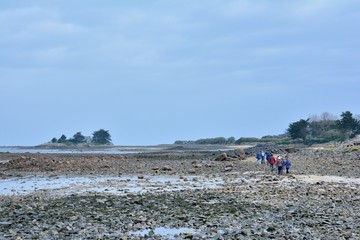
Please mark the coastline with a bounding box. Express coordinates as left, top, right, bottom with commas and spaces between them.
1, 145, 359, 239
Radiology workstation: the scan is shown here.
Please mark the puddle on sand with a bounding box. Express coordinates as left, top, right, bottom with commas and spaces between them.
0, 175, 224, 196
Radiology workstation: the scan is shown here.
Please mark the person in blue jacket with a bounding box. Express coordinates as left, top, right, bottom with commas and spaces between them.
284, 155, 291, 174
256, 151, 262, 165
265, 151, 271, 165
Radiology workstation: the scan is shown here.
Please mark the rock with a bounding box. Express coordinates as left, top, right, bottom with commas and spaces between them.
226, 163, 234, 168
96, 198, 107, 204
234, 148, 246, 159
224, 167, 233, 172
0, 221, 12, 227
215, 153, 227, 161
343, 231, 352, 238
241, 228, 251, 236
161, 165, 173, 171
267, 224, 276, 232
193, 164, 202, 168
317, 189, 326, 195
188, 169, 197, 174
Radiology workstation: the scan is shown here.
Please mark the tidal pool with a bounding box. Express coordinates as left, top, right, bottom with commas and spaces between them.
2, 173, 353, 197
0, 175, 225, 196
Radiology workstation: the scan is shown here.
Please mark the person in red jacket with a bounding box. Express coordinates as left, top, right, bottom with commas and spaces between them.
268, 153, 276, 172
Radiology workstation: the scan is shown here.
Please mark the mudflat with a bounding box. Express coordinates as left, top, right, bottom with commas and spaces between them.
0, 145, 359, 239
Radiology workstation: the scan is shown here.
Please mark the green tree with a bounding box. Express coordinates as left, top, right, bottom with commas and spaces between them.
92, 129, 112, 144
195, 137, 226, 144
51, 137, 57, 143
287, 119, 309, 142
72, 132, 85, 143
57, 134, 67, 143
336, 111, 360, 138
227, 136, 236, 144
309, 112, 337, 138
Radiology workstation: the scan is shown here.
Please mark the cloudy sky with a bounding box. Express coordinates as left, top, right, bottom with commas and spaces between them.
1, 0, 359, 146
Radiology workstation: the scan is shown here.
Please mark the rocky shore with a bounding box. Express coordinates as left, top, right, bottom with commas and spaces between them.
0, 145, 360, 239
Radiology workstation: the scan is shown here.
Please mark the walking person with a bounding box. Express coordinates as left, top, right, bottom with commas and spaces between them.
276, 155, 284, 175
261, 150, 265, 164
265, 151, 271, 166
256, 151, 262, 166
268, 153, 276, 172
284, 156, 291, 174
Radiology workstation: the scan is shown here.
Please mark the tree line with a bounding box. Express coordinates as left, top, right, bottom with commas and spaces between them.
287, 111, 360, 144
174, 111, 359, 145
50, 129, 112, 145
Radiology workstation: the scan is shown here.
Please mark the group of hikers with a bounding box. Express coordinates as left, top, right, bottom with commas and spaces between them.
256, 150, 291, 174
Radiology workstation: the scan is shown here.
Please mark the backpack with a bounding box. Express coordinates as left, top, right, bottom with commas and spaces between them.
277, 159, 283, 167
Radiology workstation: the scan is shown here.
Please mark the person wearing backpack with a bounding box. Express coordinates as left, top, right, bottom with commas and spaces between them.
284, 156, 291, 174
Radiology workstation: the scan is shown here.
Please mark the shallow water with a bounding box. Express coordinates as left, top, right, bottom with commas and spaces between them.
0, 145, 238, 154
0, 146, 140, 154
0, 175, 224, 196
2, 173, 359, 197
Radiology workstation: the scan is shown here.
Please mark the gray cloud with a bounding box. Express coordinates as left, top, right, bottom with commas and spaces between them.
0, 0, 359, 145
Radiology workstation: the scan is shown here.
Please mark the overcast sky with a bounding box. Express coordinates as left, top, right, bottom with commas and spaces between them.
1, 0, 359, 146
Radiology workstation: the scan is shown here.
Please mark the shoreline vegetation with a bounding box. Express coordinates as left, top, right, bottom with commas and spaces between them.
40, 111, 360, 149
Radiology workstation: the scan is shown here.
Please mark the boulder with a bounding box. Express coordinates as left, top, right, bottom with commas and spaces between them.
234, 148, 246, 160
215, 153, 227, 161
